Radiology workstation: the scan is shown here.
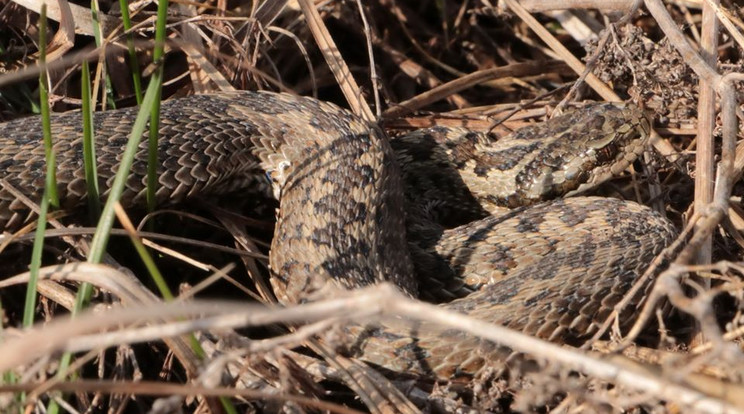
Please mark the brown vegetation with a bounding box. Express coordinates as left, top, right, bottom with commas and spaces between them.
1, 0, 744, 412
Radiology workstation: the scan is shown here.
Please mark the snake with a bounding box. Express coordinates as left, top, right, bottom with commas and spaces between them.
0, 91, 677, 381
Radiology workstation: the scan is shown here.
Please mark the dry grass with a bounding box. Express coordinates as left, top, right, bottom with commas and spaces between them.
1, 0, 744, 412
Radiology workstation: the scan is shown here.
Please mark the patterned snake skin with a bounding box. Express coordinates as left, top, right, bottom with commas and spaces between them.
0, 91, 677, 380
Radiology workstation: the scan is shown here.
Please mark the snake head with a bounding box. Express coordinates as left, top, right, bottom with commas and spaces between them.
460, 102, 652, 210
522, 102, 652, 202
561, 103, 652, 198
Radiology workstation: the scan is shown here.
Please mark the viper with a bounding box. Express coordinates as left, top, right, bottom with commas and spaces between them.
0, 91, 676, 379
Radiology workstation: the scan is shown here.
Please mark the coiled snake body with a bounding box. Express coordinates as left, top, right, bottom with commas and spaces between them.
0, 91, 677, 379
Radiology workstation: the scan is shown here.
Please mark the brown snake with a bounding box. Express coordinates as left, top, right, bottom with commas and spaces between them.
0, 91, 677, 380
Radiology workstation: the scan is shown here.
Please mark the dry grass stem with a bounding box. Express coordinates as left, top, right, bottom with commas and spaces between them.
2, 285, 742, 412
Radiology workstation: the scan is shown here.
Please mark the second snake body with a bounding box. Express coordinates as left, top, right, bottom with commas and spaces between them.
0, 91, 677, 379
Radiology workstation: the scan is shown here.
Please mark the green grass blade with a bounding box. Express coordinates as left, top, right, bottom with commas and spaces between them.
47, 76, 164, 413
146, 0, 168, 213
81, 60, 101, 220
24, 3, 53, 329
115, 206, 173, 301
22, 193, 49, 328
38, 5, 58, 209
118, 0, 143, 104
31, 8, 57, 412
84, 75, 163, 276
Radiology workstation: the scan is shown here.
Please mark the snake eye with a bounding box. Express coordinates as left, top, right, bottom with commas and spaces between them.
595, 143, 619, 164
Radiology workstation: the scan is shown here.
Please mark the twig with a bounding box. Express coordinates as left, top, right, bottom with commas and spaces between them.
0, 226, 267, 259
598, 1, 744, 367
0, 380, 364, 414
500, 0, 678, 163
296, 0, 374, 120
692, 0, 719, 281
0, 263, 203, 378
1, 284, 741, 413
501, 0, 618, 101
353, 0, 381, 118
382, 60, 570, 118
518, 0, 638, 12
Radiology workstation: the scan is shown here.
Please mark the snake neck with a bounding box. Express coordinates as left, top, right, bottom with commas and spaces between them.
253, 94, 416, 304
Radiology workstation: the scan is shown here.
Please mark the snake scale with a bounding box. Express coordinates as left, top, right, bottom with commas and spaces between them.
0, 91, 677, 380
